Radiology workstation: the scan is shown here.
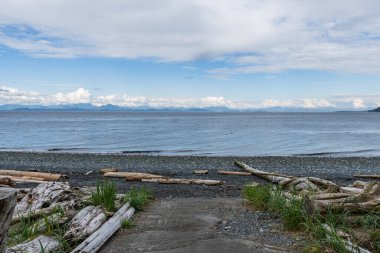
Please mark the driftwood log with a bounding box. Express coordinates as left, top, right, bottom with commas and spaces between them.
193, 170, 208, 174
12, 200, 77, 224
0, 188, 17, 253
322, 224, 372, 253
71, 203, 135, 253
65, 206, 106, 240
100, 168, 118, 174
7, 235, 59, 253
0, 177, 16, 187
0, 170, 63, 181
306, 182, 380, 214
217, 171, 252, 176
104, 172, 164, 180
235, 161, 318, 191
14, 182, 72, 216
141, 178, 223, 186
354, 174, 380, 180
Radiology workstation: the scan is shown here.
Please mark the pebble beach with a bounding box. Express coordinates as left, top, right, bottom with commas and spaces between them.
1, 151, 379, 197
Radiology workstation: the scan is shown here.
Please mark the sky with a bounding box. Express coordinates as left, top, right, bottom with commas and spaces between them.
1, 0, 380, 110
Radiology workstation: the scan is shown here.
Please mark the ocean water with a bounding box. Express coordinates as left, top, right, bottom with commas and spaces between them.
0, 111, 379, 156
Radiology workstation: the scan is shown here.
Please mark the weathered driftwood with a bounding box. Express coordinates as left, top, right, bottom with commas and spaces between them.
100, 168, 118, 174
354, 174, 380, 180
322, 224, 372, 253
71, 203, 135, 253
306, 182, 380, 214
0, 170, 63, 181
0, 177, 16, 187
3, 176, 46, 184
104, 172, 164, 180
7, 235, 59, 253
0, 188, 17, 253
217, 171, 252, 176
193, 170, 208, 174
12, 200, 77, 224
14, 182, 72, 216
234, 161, 296, 183
141, 178, 223, 186
235, 161, 321, 192
65, 206, 106, 240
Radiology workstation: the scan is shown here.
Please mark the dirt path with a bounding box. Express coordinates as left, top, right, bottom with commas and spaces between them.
100, 198, 298, 253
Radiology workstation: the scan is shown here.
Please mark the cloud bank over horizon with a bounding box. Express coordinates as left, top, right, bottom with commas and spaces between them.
1, 0, 380, 75
1, 85, 378, 110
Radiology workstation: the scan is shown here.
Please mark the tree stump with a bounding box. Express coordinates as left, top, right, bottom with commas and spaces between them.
0, 188, 17, 253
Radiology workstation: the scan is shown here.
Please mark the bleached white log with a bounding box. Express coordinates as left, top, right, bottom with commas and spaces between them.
234, 161, 295, 183
7, 235, 59, 253
322, 224, 372, 253
65, 206, 106, 240
104, 172, 164, 179
71, 203, 135, 253
12, 200, 77, 224
340, 186, 363, 194
14, 182, 72, 217
141, 178, 223, 185
217, 171, 252, 176
0, 188, 17, 253
193, 170, 208, 174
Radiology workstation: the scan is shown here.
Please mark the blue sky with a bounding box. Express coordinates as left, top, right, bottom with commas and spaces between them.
1, 0, 380, 110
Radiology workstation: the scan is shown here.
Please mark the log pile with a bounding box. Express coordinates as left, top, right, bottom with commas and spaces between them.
235, 161, 380, 215
3, 182, 135, 253
0, 170, 64, 186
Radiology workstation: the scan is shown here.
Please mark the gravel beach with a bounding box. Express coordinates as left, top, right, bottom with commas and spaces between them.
0, 151, 379, 197
2, 151, 379, 251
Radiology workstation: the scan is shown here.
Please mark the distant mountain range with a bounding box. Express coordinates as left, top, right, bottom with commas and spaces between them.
368, 107, 380, 112
0, 103, 342, 112
2, 103, 379, 112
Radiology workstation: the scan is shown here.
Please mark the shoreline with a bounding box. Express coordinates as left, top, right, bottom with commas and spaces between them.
1, 151, 379, 198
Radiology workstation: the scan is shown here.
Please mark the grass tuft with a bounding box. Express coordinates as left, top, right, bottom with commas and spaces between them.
121, 219, 134, 229
91, 180, 117, 212
244, 184, 271, 210
125, 187, 153, 211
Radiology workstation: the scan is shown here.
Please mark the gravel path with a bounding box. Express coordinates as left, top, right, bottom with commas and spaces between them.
100, 198, 296, 253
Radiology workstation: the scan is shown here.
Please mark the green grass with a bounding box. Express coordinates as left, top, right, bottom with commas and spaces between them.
125, 187, 153, 211
91, 180, 117, 212
121, 219, 134, 229
242, 184, 365, 252
244, 184, 271, 210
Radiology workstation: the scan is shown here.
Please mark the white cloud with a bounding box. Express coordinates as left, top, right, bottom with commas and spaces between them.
1, 1, 380, 73
2, 85, 380, 110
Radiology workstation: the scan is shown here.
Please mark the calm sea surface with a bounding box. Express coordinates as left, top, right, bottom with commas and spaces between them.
0, 111, 379, 156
